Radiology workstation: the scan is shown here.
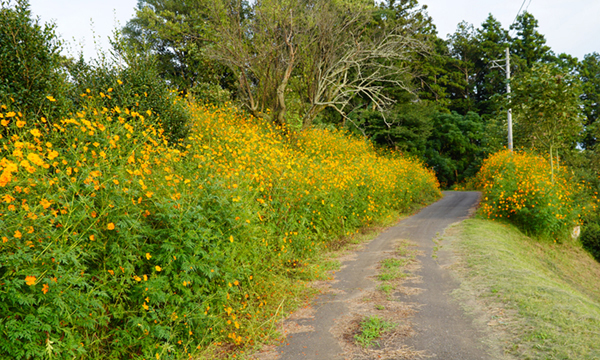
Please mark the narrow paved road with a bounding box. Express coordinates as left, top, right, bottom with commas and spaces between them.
275, 191, 487, 360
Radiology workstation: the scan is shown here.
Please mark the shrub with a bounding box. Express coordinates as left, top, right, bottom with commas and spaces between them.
0, 0, 71, 122
475, 150, 583, 239
581, 222, 600, 262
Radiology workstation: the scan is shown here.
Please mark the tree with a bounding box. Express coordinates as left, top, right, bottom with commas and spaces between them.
473, 14, 510, 117
123, 0, 234, 97
579, 52, 600, 150
510, 12, 553, 69
0, 0, 70, 123
423, 111, 486, 187
207, 0, 427, 128
445, 21, 478, 114
509, 63, 583, 181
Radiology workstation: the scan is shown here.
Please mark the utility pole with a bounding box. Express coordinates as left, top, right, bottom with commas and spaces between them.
491, 47, 513, 151
506, 47, 513, 151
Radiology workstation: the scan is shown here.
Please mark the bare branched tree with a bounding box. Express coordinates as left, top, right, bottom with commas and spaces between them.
208, 0, 428, 128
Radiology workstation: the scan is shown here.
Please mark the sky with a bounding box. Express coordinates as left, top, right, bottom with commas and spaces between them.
26, 0, 600, 62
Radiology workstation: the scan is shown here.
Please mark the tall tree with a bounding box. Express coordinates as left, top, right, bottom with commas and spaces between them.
208, 0, 427, 127
510, 12, 553, 69
473, 14, 510, 117
446, 21, 478, 114
123, 0, 234, 93
579, 52, 600, 150
509, 63, 583, 181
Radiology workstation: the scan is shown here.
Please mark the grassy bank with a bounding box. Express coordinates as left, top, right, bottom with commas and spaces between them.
446, 219, 600, 359
0, 96, 440, 359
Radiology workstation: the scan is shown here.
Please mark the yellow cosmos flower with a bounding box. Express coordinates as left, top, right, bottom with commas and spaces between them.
155, 265, 162, 272
107, 223, 115, 230
25, 276, 36, 286
46, 96, 56, 102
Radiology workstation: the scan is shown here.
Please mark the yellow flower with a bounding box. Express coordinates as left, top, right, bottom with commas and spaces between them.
134, 276, 142, 282
89, 234, 95, 241
25, 276, 36, 286
14, 230, 22, 239
16, 120, 25, 128
142, 303, 149, 311
155, 265, 162, 272
230, 235, 234, 243
107, 223, 115, 230
47, 150, 59, 160
46, 96, 56, 102
146, 253, 152, 260
1, 120, 9, 126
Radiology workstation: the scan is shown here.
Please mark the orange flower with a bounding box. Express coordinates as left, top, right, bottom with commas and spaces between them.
107, 223, 115, 230
14, 230, 22, 239
42, 284, 49, 294
39, 199, 52, 209
25, 276, 36, 286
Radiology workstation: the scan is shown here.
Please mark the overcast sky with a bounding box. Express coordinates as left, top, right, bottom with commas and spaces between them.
26, 0, 600, 62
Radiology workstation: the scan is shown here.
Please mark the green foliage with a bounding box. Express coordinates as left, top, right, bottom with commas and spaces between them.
123, 0, 234, 95
423, 111, 486, 187
509, 12, 554, 69
579, 52, 600, 150
581, 222, 600, 262
509, 62, 583, 181
0, 0, 70, 122
349, 100, 434, 155
354, 315, 395, 348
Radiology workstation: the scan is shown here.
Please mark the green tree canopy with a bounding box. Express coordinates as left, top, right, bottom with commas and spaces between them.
510, 63, 583, 180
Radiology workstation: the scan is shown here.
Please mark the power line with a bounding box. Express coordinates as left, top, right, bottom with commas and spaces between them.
509, 0, 533, 36
511, 0, 528, 26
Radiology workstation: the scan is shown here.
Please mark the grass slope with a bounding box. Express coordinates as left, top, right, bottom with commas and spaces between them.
447, 219, 600, 360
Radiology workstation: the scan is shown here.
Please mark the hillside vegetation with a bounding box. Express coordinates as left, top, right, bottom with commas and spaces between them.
0, 95, 440, 359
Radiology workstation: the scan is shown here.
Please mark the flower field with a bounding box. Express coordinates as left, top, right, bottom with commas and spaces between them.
475, 150, 593, 239
0, 93, 440, 359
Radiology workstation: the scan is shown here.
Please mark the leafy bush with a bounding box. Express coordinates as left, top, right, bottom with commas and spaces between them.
581, 222, 600, 262
65, 37, 191, 143
0, 94, 440, 359
0, 0, 70, 122
475, 150, 584, 239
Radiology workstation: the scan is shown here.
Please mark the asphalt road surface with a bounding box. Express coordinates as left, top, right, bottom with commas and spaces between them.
276, 191, 488, 360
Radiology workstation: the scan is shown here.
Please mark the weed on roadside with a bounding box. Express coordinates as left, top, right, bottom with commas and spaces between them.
354, 316, 396, 348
